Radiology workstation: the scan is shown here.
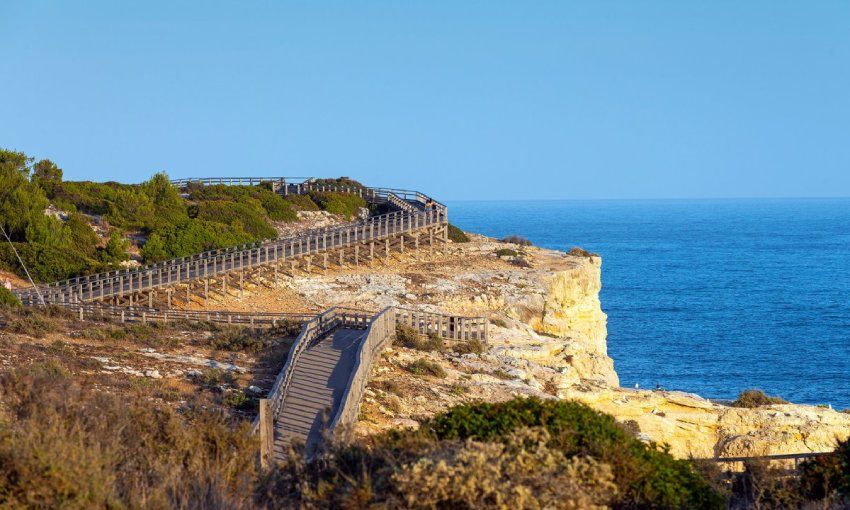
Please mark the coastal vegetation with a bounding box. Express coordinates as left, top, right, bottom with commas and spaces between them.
732, 389, 789, 408
501, 234, 533, 246
1, 302, 849, 509
447, 223, 470, 242
0, 148, 374, 282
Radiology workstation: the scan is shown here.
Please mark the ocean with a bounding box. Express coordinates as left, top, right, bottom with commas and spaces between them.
448, 198, 850, 408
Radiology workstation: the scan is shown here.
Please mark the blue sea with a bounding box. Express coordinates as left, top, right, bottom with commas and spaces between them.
449, 199, 850, 409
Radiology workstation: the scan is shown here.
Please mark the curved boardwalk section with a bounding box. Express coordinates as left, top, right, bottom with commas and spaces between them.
274, 327, 364, 459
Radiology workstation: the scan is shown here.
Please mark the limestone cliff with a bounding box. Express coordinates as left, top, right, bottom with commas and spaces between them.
195, 230, 850, 459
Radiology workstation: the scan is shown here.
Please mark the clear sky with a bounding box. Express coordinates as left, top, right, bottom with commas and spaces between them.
2, 2, 849, 200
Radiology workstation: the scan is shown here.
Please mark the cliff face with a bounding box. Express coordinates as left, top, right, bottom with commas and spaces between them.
195, 231, 850, 459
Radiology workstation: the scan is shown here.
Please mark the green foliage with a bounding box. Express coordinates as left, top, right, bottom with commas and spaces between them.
447, 223, 470, 243
0, 149, 48, 241
732, 389, 788, 408
64, 213, 100, 257
141, 221, 256, 262
422, 397, 724, 509
265, 398, 723, 509
0, 242, 93, 282
395, 324, 444, 352
99, 230, 130, 264
187, 183, 297, 222
283, 194, 319, 211
310, 176, 367, 191
495, 248, 518, 257
308, 191, 367, 219
0, 286, 22, 308
206, 324, 297, 353
196, 200, 278, 239
32, 159, 63, 195
797, 439, 850, 501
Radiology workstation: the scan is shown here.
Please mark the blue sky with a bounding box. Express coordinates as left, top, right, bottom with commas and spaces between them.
1, 1, 848, 200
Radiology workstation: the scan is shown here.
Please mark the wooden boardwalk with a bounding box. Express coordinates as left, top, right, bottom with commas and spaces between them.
15, 179, 448, 307
273, 327, 364, 459
10, 177, 485, 464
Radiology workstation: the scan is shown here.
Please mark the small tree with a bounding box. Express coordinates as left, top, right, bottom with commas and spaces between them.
32, 159, 63, 196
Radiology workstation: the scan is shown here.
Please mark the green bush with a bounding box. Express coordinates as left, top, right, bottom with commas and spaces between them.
264, 398, 723, 509
141, 221, 256, 262
310, 176, 367, 191
395, 324, 445, 352
188, 183, 297, 222
495, 248, 518, 257
283, 194, 319, 211
447, 223, 469, 243
732, 389, 788, 408
196, 200, 277, 239
0, 286, 21, 308
308, 191, 367, 220
422, 398, 724, 509
64, 213, 100, 258
0, 242, 93, 282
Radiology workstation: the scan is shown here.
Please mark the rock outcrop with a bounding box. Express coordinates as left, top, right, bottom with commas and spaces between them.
196, 230, 850, 459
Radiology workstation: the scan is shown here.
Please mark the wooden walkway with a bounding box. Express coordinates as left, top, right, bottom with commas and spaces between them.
9, 177, 484, 464
273, 327, 364, 459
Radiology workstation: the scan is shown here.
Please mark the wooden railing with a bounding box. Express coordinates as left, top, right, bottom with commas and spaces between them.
255, 305, 489, 461
394, 306, 488, 342
704, 452, 832, 472
61, 302, 315, 327
16, 207, 446, 305
171, 177, 447, 211
328, 307, 396, 437
262, 307, 373, 424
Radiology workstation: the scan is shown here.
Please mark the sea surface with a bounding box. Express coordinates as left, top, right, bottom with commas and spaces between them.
448, 198, 850, 408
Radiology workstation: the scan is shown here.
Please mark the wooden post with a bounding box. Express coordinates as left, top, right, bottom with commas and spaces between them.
354, 244, 359, 266
204, 278, 209, 303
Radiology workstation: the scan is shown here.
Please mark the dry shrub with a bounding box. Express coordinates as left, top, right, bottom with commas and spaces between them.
392, 428, 616, 510
567, 246, 599, 258
0, 360, 259, 509
452, 339, 486, 355
3, 305, 72, 338
500, 235, 532, 246
395, 324, 444, 352
732, 389, 788, 408
406, 358, 446, 378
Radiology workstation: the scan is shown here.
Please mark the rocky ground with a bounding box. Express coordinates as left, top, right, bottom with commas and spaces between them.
195, 231, 850, 459
6, 214, 850, 460
0, 310, 295, 421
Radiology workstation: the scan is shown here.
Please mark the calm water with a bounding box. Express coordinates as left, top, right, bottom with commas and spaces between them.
448, 199, 850, 408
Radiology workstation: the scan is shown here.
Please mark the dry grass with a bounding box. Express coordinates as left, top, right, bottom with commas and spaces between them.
0, 360, 260, 509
